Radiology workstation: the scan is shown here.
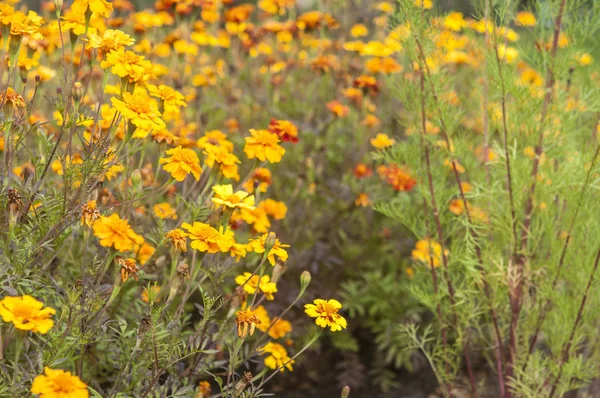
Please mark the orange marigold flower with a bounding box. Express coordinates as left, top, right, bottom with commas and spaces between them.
353, 163, 372, 178
153, 202, 178, 219
1, 87, 26, 110
92, 213, 144, 252
243, 167, 272, 193
31, 367, 89, 398
182, 222, 233, 253
326, 100, 349, 117
377, 164, 417, 191
159, 146, 202, 182
244, 129, 286, 163
81, 200, 101, 227
0, 295, 55, 334
165, 228, 187, 252
268, 318, 292, 339
304, 299, 347, 332
268, 118, 299, 143
119, 258, 139, 282
236, 307, 261, 337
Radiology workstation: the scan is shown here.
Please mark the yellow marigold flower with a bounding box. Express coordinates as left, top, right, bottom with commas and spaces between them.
182, 222, 233, 253
147, 84, 187, 114
304, 299, 347, 332
412, 239, 447, 268
31, 367, 89, 398
81, 200, 100, 227
92, 213, 144, 252
159, 146, 202, 182
268, 318, 292, 339
153, 202, 178, 220
244, 129, 286, 163
238, 206, 271, 233
212, 184, 255, 210
258, 0, 295, 15
236, 307, 261, 337
197, 380, 211, 397
72, 0, 113, 17
498, 44, 519, 63
165, 229, 187, 252
111, 92, 165, 131
254, 305, 271, 332
259, 342, 294, 371
235, 272, 278, 300
414, 0, 433, 9
515, 11, 536, 27
136, 243, 155, 266
577, 53, 593, 66
87, 29, 134, 53
230, 242, 247, 261
100, 47, 152, 83
203, 144, 240, 180
243, 167, 272, 193
197, 130, 234, 151
260, 199, 287, 220
444, 12, 465, 31
0, 295, 55, 334
370, 133, 395, 149
119, 258, 139, 282
350, 23, 368, 37
247, 233, 289, 265
7, 10, 44, 40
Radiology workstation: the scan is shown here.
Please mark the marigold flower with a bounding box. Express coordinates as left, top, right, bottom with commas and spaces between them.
259, 342, 294, 371
72, 0, 113, 18
243, 167, 272, 193
31, 367, 89, 398
247, 233, 289, 265
87, 29, 134, 53
153, 202, 178, 219
377, 164, 417, 191
235, 273, 278, 300
236, 307, 261, 337
326, 100, 349, 117
244, 129, 286, 163
515, 11, 536, 27
111, 92, 165, 131
101, 48, 152, 83
197, 380, 211, 397
370, 133, 395, 149
212, 185, 255, 210
268, 118, 299, 143
81, 200, 100, 227
355, 193, 372, 207
197, 130, 234, 151
136, 243, 155, 265
412, 239, 448, 268
119, 258, 139, 282
165, 228, 187, 252
92, 213, 144, 252
268, 318, 292, 339
1, 87, 26, 110
182, 222, 233, 253
259, 199, 287, 220
203, 144, 240, 180
159, 146, 202, 182
147, 84, 187, 114
0, 295, 55, 334
304, 298, 347, 332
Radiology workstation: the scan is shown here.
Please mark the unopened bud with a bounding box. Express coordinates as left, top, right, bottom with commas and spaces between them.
341, 386, 350, 398
271, 263, 285, 284
73, 81, 83, 102
54, 0, 64, 13
265, 232, 277, 253
300, 270, 311, 294
131, 169, 142, 189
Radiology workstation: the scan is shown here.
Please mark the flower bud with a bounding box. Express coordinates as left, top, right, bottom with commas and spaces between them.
299, 270, 311, 295
265, 231, 277, 253
131, 169, 142, 190
341, 386, 350, 398
54, 0, 64, 13
271, 263, 285, 284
